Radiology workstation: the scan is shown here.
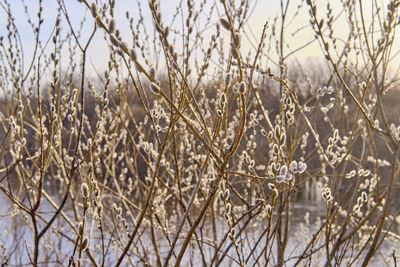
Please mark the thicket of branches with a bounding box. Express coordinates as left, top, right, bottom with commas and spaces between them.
1, 0, 400, 266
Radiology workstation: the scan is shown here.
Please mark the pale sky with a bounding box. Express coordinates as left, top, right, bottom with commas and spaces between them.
1, 0, 399, 79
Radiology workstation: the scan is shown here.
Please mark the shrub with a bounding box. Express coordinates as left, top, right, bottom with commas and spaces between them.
1, 0, 400, 266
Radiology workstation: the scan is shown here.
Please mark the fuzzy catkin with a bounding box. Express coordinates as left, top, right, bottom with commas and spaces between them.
109, 18, 116, 33
110, 34, 120, 47
129, 49, 137, 61
90, 2, 98, 18
82, 237, 89, 251
220, 18, 231, 30
238, 81, 246, 94
150, 82, 161, 95
81, 183, 89, 198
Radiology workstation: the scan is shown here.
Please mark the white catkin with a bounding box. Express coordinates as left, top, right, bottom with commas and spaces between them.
150, 82, 161, 95
109, 18, 116, 33
226, 203, 232, 214
110, 34, 120, 47
298, 162, 307, 173
90, 2, 98, 18
279, 165, 288, 176
164, 26, 170, 37
78, 222, 83, 234
81, 183, 89, 198
120, 41, 128, 51
129, 49, 137, 61
238, 81, 246, 94
234, 32, 241, 47
231, 45, 239, 59
225, 73, 231, 86
95, 15, 103, 27
220, 18, 231, 30
82, 237, 89, 250
289, 160, 298, 172
220, 93, 227, 106
149, 66, 156, 80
